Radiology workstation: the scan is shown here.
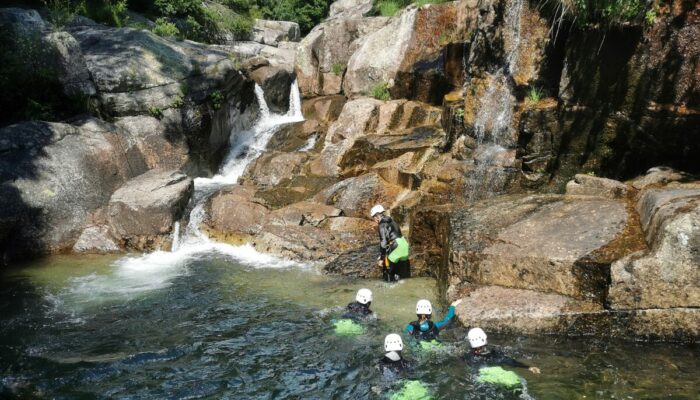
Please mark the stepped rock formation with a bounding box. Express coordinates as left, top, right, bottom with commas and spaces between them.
1, 0, 697, 343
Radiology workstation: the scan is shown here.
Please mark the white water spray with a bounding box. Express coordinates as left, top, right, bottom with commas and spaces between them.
59, 82, 306, 303
466, 0, 523, 201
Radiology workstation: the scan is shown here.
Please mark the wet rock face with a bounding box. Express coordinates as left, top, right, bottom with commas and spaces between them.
248, 66, 293, 114
107, 169, 193, 251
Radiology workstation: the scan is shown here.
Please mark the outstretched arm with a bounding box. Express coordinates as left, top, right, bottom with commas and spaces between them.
404, 323, 414, 334
434, 300, 462, 329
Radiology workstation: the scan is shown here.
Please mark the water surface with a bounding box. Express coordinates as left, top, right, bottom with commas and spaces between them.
1, 253, 697, 399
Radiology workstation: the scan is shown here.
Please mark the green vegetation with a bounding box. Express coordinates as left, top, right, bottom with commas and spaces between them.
0, 32, 90, 125
153, 17, 180, 38
209, 90, 225, 110
527, 86, 543, 104
203, 2, 253, 39
454, 107, 464, 119
81, 0, 129, 27
43, 0, 79, 29
373, 0, 450, 17
371, 82, 391, 101
376, 0, 401, 16
148, 105, 163, 118
332, 63, 344, 76
545, 0, 655, 28
171, 95, 184, 108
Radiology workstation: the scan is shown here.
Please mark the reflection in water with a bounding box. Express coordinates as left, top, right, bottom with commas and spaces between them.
1, 255, 698, 399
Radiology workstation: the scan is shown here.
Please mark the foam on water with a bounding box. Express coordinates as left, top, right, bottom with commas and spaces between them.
55, 81, 306, 306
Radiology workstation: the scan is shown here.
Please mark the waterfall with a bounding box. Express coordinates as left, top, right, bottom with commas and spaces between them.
77, 81, 306, 299
465, 0, 524, 202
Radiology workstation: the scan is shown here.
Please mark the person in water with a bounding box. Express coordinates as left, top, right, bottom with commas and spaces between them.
343, 288, 374, 321
379, 333, 411, 378
404, 299, 462, 342
371, 204, 410, 282
465, 328, 541, 374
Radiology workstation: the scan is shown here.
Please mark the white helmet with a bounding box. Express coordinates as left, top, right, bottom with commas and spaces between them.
370, 204, 385, 217
416, 299, 432, 315
356, 288, 373, 305
468, 327, 488, 348
384, 333, 404, 352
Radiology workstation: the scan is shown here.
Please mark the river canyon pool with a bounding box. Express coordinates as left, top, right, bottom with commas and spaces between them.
1, 252, 697, 399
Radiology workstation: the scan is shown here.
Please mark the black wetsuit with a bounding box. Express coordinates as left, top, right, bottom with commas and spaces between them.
379, 355, 411, 379
378, 216, 410, 282
465, 347, 530, 369
343, 301, 372, 322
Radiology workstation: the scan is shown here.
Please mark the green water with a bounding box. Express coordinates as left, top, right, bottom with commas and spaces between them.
0, 252, 698, 399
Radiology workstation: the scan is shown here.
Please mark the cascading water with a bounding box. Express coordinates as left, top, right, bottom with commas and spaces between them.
466, 0, 524, 201
60, 81, 306, 300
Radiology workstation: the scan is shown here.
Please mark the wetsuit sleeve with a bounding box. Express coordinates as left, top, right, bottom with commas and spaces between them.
434, 305, 455, 329
493, 349, 529, 368
379, 221, 389, 255
404, 323, 414, 334
501, 355, 529, 368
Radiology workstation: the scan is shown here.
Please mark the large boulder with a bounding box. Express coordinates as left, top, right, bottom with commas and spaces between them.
0, 8, 45, 35
107, 169, 193, 251
328, 0, 374, 20
453, 285, 699, 342
343, 3, 459, 99
240, 152, 310, 186
205, 185, 269, 237
43, 31, 97, 98
295, 16, 389, 97
609, 185, 700, 309
0, 115, 199, 258
0, 119, 178, 256
223, 41, 296, 72
411, 195, 642, 303
62, 25, 259, 173
251, 19, 300, 46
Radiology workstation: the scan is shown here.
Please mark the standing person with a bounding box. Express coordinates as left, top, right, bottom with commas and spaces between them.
370, 204, 410, 282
